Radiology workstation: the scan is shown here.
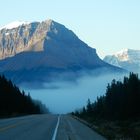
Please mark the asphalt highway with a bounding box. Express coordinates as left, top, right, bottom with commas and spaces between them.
0, 114, 106, 140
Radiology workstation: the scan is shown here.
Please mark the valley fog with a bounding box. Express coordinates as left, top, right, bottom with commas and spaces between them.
24, 73, 126, 114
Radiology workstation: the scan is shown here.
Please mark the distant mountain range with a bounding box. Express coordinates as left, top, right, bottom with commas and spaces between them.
104, 49, 140, 74
0, 19, 124, 85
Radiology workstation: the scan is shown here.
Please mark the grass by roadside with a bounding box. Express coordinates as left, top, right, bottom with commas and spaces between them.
90, 119, 140, 140
72, 116, 140, 140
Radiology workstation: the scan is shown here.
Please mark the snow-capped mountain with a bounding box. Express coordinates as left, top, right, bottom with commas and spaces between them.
0, 19, 124, 85
104, 49, 140, 73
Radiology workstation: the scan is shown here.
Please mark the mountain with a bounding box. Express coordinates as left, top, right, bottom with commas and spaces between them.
104, 49, 140, 73
0, 19, 124, 85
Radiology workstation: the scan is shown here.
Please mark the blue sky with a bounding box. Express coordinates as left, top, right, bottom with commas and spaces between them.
0, 0, 140, 58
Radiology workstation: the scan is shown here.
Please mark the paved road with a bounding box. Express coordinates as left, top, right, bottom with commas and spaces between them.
0, 114, 106, 140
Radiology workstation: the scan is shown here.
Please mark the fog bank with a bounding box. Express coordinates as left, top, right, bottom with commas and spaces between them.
24, 72, 127, 114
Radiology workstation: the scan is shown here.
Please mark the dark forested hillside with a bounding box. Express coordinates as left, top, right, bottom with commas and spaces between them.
0, 75, 44, 118
73, 73, 140, 120
72, 73, 140, 139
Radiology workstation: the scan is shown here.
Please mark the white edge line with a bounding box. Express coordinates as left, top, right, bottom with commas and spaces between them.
52, 115, 61, 140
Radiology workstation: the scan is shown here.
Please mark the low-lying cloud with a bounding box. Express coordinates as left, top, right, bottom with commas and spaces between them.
23, 71, 127, 114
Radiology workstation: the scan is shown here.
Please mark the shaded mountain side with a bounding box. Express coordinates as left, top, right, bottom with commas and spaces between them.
0, 50, 125, 86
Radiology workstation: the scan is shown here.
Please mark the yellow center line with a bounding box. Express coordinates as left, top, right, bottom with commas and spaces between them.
0, 121, 25, 132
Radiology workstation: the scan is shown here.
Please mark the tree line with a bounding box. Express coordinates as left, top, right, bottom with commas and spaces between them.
72, 73, 140, 120
0, 75, 46, 118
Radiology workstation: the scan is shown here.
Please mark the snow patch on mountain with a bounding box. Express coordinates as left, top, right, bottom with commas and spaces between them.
104, 49, 140, 73
0, 21, 30, 30
114, 49, 140, 63
114, 48, 130, 61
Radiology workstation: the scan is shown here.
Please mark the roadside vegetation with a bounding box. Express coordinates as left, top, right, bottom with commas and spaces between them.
0, 75, 48, 118
72, 73, 140, 139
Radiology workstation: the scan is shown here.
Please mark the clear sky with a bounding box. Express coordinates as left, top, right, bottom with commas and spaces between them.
0, 0, 140, 58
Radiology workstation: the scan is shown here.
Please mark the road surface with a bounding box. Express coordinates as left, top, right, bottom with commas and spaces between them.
0, 114, 106, 140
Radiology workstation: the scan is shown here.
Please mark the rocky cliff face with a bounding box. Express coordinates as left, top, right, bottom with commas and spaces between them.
0, 20, 50, 59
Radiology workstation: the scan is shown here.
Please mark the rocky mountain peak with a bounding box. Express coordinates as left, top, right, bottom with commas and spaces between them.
104, 49, 140, 73
0, 19, 82, 60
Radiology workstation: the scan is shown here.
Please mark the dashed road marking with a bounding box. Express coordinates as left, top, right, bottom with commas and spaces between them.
0, 121, 24, 132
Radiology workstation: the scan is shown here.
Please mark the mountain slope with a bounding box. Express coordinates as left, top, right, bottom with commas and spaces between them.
104, 49, 140, 73
0, 19, 124, 85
